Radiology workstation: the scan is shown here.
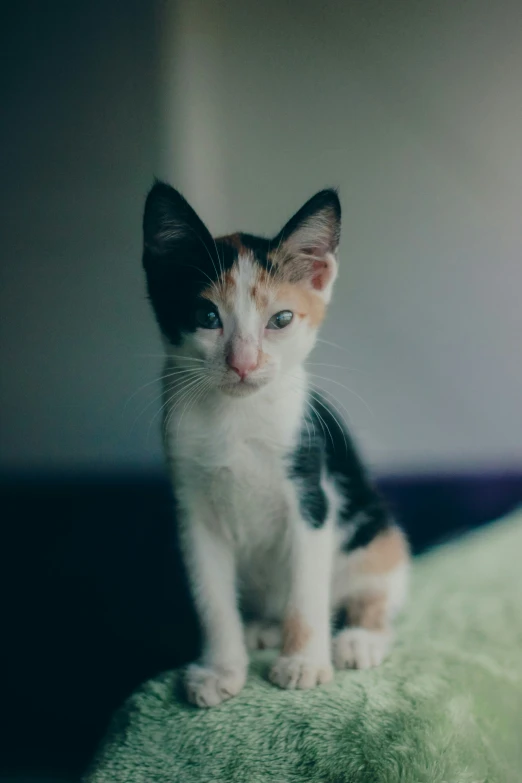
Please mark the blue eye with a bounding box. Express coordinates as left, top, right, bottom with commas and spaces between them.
267, 310, 293, 330
196, 303, 222, 329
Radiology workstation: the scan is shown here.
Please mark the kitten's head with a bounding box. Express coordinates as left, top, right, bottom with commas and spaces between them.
142, 182, 341, 397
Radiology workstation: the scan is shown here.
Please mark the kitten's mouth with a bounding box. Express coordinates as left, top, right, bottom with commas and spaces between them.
219, 377, 265, 397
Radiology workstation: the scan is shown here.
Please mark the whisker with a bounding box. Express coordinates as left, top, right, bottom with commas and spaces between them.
273, 227, 286, 261
161, 368, 207, 378
307, 397, 326, 442
309, 382, 354, 428
306, 373, 374, 419
307, 393, 336, 450
123, 368, 205, 410
176, 261, 215, 287
287, 377, 334, 451
306, 362, 362, 374
162, 374, 209, 435
288, 374, 349, 454
315, 338, 352, 354
189, 375, 213, 413
129, 381, 181, 433
308, 388, 347, 453
176, 377, 212, 436
301, 407, 312, 453
145, 373, 205, 439
164, 378, 204, 437
211, 233, 225, 281
135, 354, 206, 363
185, 225, 222, 285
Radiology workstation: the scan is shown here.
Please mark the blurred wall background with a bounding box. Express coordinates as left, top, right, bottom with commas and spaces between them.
2, 0, 522, 476
1, 1, 160, 472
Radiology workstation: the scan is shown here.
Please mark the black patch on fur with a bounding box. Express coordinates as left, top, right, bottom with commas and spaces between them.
142, 181, 239, 344
345, 508, 391, 550
233, 233, 274, 270
332, 606, 347, 632
306, 395, 391, 548
288, 420, 329, 528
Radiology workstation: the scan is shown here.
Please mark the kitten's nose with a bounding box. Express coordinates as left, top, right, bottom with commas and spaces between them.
226, 346, 258, 380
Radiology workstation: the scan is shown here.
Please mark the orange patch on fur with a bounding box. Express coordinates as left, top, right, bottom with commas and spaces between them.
361, 526, 409, 575
282, 611, 312, 655
250, 283, 269, 311
218, 232, 248, 254
201, 268, 236, 309
273, 282, 325, 327
345, 592, 387, 630
250, 267, 273, 311
257, 350, 269, 368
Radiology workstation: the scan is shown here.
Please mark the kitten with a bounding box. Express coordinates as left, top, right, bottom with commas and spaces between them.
142, 182, 409, 708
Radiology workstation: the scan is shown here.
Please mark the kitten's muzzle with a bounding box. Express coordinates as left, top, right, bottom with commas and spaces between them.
226, 340, 259, 381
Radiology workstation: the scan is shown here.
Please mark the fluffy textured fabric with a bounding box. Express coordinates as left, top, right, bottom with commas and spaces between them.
85, 510, 522, 783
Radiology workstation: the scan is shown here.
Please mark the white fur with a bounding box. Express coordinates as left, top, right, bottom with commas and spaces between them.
245, 621, 282, 650
332, 555, 410, 620
333, 628, 392, 670
162, 255, 406, 706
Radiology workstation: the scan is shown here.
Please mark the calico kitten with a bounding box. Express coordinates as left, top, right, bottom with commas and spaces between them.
142, 182, 409, 708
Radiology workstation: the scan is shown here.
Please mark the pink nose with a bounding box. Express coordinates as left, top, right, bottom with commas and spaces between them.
226, 353, 258, 380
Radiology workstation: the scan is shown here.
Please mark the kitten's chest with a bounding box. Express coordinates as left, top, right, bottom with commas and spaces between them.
197, 422, 288, 519
210, 438, 286, 528
171, 399, 299, 543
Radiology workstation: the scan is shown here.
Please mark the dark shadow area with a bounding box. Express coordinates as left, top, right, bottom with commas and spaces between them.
380, 470, 522, 550
0, 473, 200, 780
1, 469, 521, 780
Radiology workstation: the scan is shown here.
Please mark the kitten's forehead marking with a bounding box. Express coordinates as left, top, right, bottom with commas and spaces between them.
200, 232, 326, 329
200, 269, 236, 309
201, 249, 325, 328
201, 251, 272, 317
233, 255, 268, 333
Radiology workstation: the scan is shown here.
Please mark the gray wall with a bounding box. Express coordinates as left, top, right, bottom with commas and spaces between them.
1, 2, 163, 472
2, 0, 522, 475
163, 0, 522, 473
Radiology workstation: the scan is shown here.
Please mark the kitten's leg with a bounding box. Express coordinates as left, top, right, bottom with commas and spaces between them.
244, 621, 282, 651
332, 525, 409, 670
182, 517, 248, 707
269, 518, 334, 690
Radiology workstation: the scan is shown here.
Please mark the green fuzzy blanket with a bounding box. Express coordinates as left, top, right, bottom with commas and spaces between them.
85, 510, 522, 783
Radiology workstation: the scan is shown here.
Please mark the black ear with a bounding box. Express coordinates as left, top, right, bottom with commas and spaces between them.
142, 180, 214, 263
142, 181, 220, 343
272, 189, 341, 296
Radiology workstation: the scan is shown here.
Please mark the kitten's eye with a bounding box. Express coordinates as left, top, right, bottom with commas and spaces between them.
195, 304, 222, 330
266, 310, 293, 330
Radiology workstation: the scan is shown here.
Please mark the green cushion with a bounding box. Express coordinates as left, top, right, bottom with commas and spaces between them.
85, 510, 522, 783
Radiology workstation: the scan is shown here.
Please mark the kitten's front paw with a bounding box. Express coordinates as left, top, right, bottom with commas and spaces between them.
269, 655, 333, 690
333, 628, 391, 670
185, 662, 247, 708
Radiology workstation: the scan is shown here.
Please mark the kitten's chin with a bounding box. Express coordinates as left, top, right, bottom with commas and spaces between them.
219, 379, 268, 398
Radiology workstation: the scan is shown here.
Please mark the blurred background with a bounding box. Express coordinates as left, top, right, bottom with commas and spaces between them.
1, 1, 521, 779
3, 0, 522, 476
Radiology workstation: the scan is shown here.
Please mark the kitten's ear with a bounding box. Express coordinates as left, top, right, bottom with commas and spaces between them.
142, 180, 213, 264
272, 189, 341, 300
